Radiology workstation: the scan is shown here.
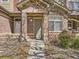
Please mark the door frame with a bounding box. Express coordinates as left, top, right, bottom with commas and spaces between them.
27, 13, 44, 40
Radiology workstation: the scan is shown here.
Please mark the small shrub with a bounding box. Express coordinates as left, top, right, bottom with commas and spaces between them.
72, 37, 79, 49
58, 30, 71, 48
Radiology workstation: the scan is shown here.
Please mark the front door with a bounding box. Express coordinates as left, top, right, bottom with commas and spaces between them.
27, 13, 43, 40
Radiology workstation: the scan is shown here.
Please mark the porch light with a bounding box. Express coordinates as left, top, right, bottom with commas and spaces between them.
30, 19, 33, 22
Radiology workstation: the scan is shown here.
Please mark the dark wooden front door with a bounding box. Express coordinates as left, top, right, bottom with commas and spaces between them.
27, 13, 43, 39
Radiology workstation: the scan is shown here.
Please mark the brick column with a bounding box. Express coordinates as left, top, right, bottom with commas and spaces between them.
43, 13, 49, 42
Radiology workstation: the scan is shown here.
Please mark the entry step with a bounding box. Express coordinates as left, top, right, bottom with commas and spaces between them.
27, 56, 45, 59
27, 40, 46, 59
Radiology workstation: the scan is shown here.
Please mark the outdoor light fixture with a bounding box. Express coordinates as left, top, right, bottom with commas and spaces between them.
30, 19, 33, 22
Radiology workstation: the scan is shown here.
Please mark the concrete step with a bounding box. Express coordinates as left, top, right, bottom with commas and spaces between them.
27, 56, 45, 59
30, 46, 45, 51
27, 40, 46, 59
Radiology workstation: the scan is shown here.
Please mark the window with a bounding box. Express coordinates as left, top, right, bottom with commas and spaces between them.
48, 15, 62, 32
11, 19, 21, 33
14, 20, 21, 33
68, 20, 78, 32
1, 0, 9, 3
68, 20, 72, 30
69, 1, 79, 11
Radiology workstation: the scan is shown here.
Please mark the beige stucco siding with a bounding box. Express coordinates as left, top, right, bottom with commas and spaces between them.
0, 16, 11, 33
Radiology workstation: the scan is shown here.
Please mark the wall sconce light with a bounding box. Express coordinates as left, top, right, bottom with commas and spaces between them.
30, 19, 33, 22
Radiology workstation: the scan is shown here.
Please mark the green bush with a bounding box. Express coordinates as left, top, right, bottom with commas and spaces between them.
58, 30, 71, 48
72, 37, 79, 49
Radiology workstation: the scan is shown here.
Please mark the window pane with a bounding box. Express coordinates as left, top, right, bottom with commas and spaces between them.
68, 21, 72, 30
69, 2, 79, 10
1, 0, 9, 3
48, 15, 62, 32
74, 2, 79, 10
49, 21, 54, 31
49, 21, 62, 31
14, 21, 21, 33
54, 21, 62, 31
2, 0, 8, 1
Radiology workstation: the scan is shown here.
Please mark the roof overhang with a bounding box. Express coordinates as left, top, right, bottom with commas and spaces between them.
69, 15, 79, 20
0, 6, 10, 16
17, 0, 48, 10
0, 6, 11, 19
17, 0, 71, 15
9, 13, 21, 17
0, 5, 21, 19
44, 0, 70, 14
54, 1, 70, 13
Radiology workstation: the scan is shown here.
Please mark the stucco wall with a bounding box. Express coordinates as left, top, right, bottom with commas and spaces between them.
0, 16, 11, 33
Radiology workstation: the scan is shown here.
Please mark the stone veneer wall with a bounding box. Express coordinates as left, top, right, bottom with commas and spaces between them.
0, 34, 29, 59
43, 13, 49, 42
48, 32, 60, 42
0, 16, 11, 33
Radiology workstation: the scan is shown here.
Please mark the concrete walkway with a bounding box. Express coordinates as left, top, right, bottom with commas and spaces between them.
27, 40, 46, 59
